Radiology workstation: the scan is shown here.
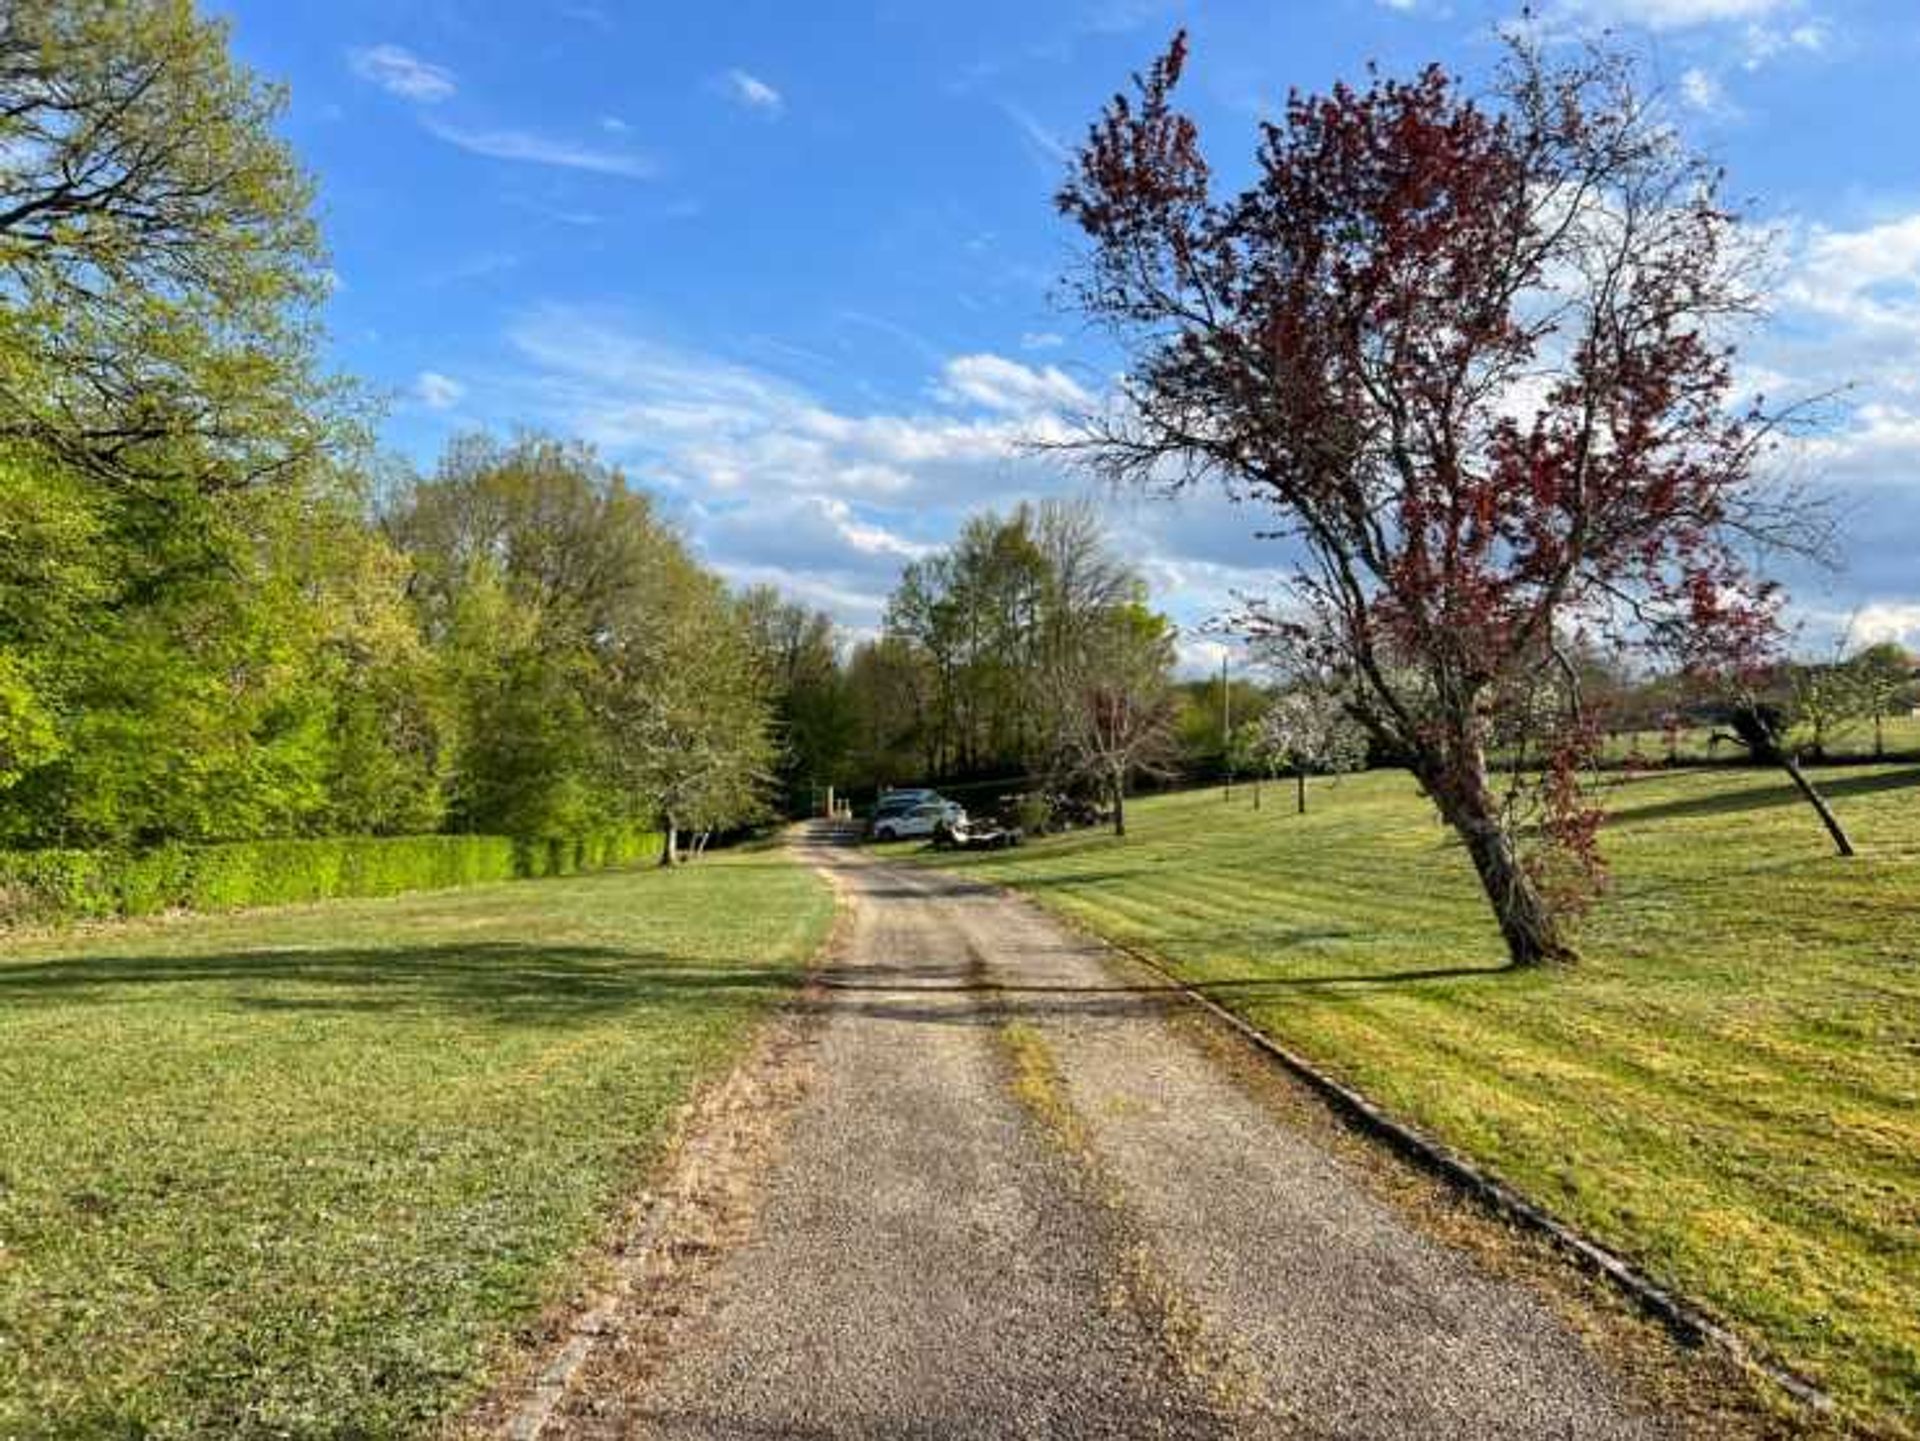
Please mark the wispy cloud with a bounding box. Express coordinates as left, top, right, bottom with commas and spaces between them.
498, 308, 1085, 516
1678, 66, 1734, 115
1548, 0, 1798, 28
423, 118, 658, 178
1001, 101, 1071, 171
722, 69, 784, 115
1078, 0, 1185, 35
414, 371, 466, 410
348, 44, 456, 103
486, 308, 1101, 626
1740, 17, 1828, 69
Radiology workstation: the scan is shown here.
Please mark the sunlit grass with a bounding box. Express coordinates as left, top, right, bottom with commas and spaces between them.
1597, 711, 1920, 763
920, 764, 1920, 1434
0, 850, 833, 1437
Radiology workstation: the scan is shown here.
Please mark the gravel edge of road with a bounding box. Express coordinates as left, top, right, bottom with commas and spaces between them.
455, 858, 855, 1441
958, 868, 1857, 1441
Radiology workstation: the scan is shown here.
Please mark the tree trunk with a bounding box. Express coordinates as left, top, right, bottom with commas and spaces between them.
1296, 767, 1307, 815
1252, 776, 1261, 811
1874, 712, 1885, 758
1731, 703, 1857, 859
1780, 755, 1855, 857
1425, 757, 1576, 967
660, 819, 679, 867
1111, 775, 1126, 837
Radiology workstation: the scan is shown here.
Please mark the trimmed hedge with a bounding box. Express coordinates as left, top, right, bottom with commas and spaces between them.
0, 827, 661, 928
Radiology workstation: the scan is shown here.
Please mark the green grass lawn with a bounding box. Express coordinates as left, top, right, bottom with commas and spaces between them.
1598, 712, 1920, 764
917, 765, 1920, 1434
0, 848, 833, 1438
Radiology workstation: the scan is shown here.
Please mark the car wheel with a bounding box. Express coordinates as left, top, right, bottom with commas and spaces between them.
875, 824, 895, 841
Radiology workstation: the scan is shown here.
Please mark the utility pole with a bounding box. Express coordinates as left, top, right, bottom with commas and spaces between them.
1221, 652, 1233, 802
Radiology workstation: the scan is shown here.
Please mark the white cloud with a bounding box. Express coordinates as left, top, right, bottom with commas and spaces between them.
1741, 18, 1828, 68
469, 248, 1920, 649
1849, 602, 1920, 649
475, 308, 1113, 628
501, 310, 1076, 500
703, 494, 929, 577
1020, 331, 1066, 350
413, 371, 465, 410
937, 353, 1092, 414
1786, 213, 1920, 320
348, 44, 456, 103
422, 118, 658, 178
1550, 0, 1797, 27
1678, 67, 1731, 115
1734, 209, 1920, 632
723, 69, 784, 114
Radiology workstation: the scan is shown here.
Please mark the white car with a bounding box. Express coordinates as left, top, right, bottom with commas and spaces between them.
871, 800, 964, 841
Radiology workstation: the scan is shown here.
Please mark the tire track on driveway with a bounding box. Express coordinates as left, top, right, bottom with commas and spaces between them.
534, 824, 1692, 1438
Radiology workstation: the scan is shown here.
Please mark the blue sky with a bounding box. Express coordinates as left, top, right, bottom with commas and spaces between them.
215, 0, 1920, 665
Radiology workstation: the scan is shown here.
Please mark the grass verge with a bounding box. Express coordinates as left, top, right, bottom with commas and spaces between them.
913, 765, 1920, 1435
0, 847, 832, 1437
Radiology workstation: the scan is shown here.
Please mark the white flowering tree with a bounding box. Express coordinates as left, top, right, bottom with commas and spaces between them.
1253, 688, 1368, 815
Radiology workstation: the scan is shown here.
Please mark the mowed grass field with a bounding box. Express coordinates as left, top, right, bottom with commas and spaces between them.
0, 849, 833, 1437
1597, 712, 1920, 764
919, 764, 1920, 1434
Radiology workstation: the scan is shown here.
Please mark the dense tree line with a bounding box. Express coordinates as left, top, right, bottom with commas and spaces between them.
0, 2, 777, 856
0, 2, 1178, 854
841, 501, 1179, 827
5, 2, 1904, 885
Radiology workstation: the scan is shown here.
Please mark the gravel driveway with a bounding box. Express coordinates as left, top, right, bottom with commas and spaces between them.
535, 825, 1676, 1439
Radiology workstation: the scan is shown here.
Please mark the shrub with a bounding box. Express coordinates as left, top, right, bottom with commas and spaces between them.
0, 828, 657, 928
1013, 793, 1054, 835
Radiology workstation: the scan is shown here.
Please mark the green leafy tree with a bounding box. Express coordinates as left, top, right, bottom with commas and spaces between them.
1047, 599, 1178, 837
0, 650, 60, 792
0, 0, 345, 488
1788, 657, 1870, 761
389, 433, 667, 837
598, 551, 775, 864
874, 501, 1156, 790
845, 635, 936, 786
0, 4, 374, 849
390, 432, 775, 852
1850, 643, 1915, 758
740, 586, 856, 814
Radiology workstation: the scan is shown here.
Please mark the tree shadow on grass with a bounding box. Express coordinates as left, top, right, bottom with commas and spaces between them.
0, 941, 796, 1025
1605, 765, 1920, 828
